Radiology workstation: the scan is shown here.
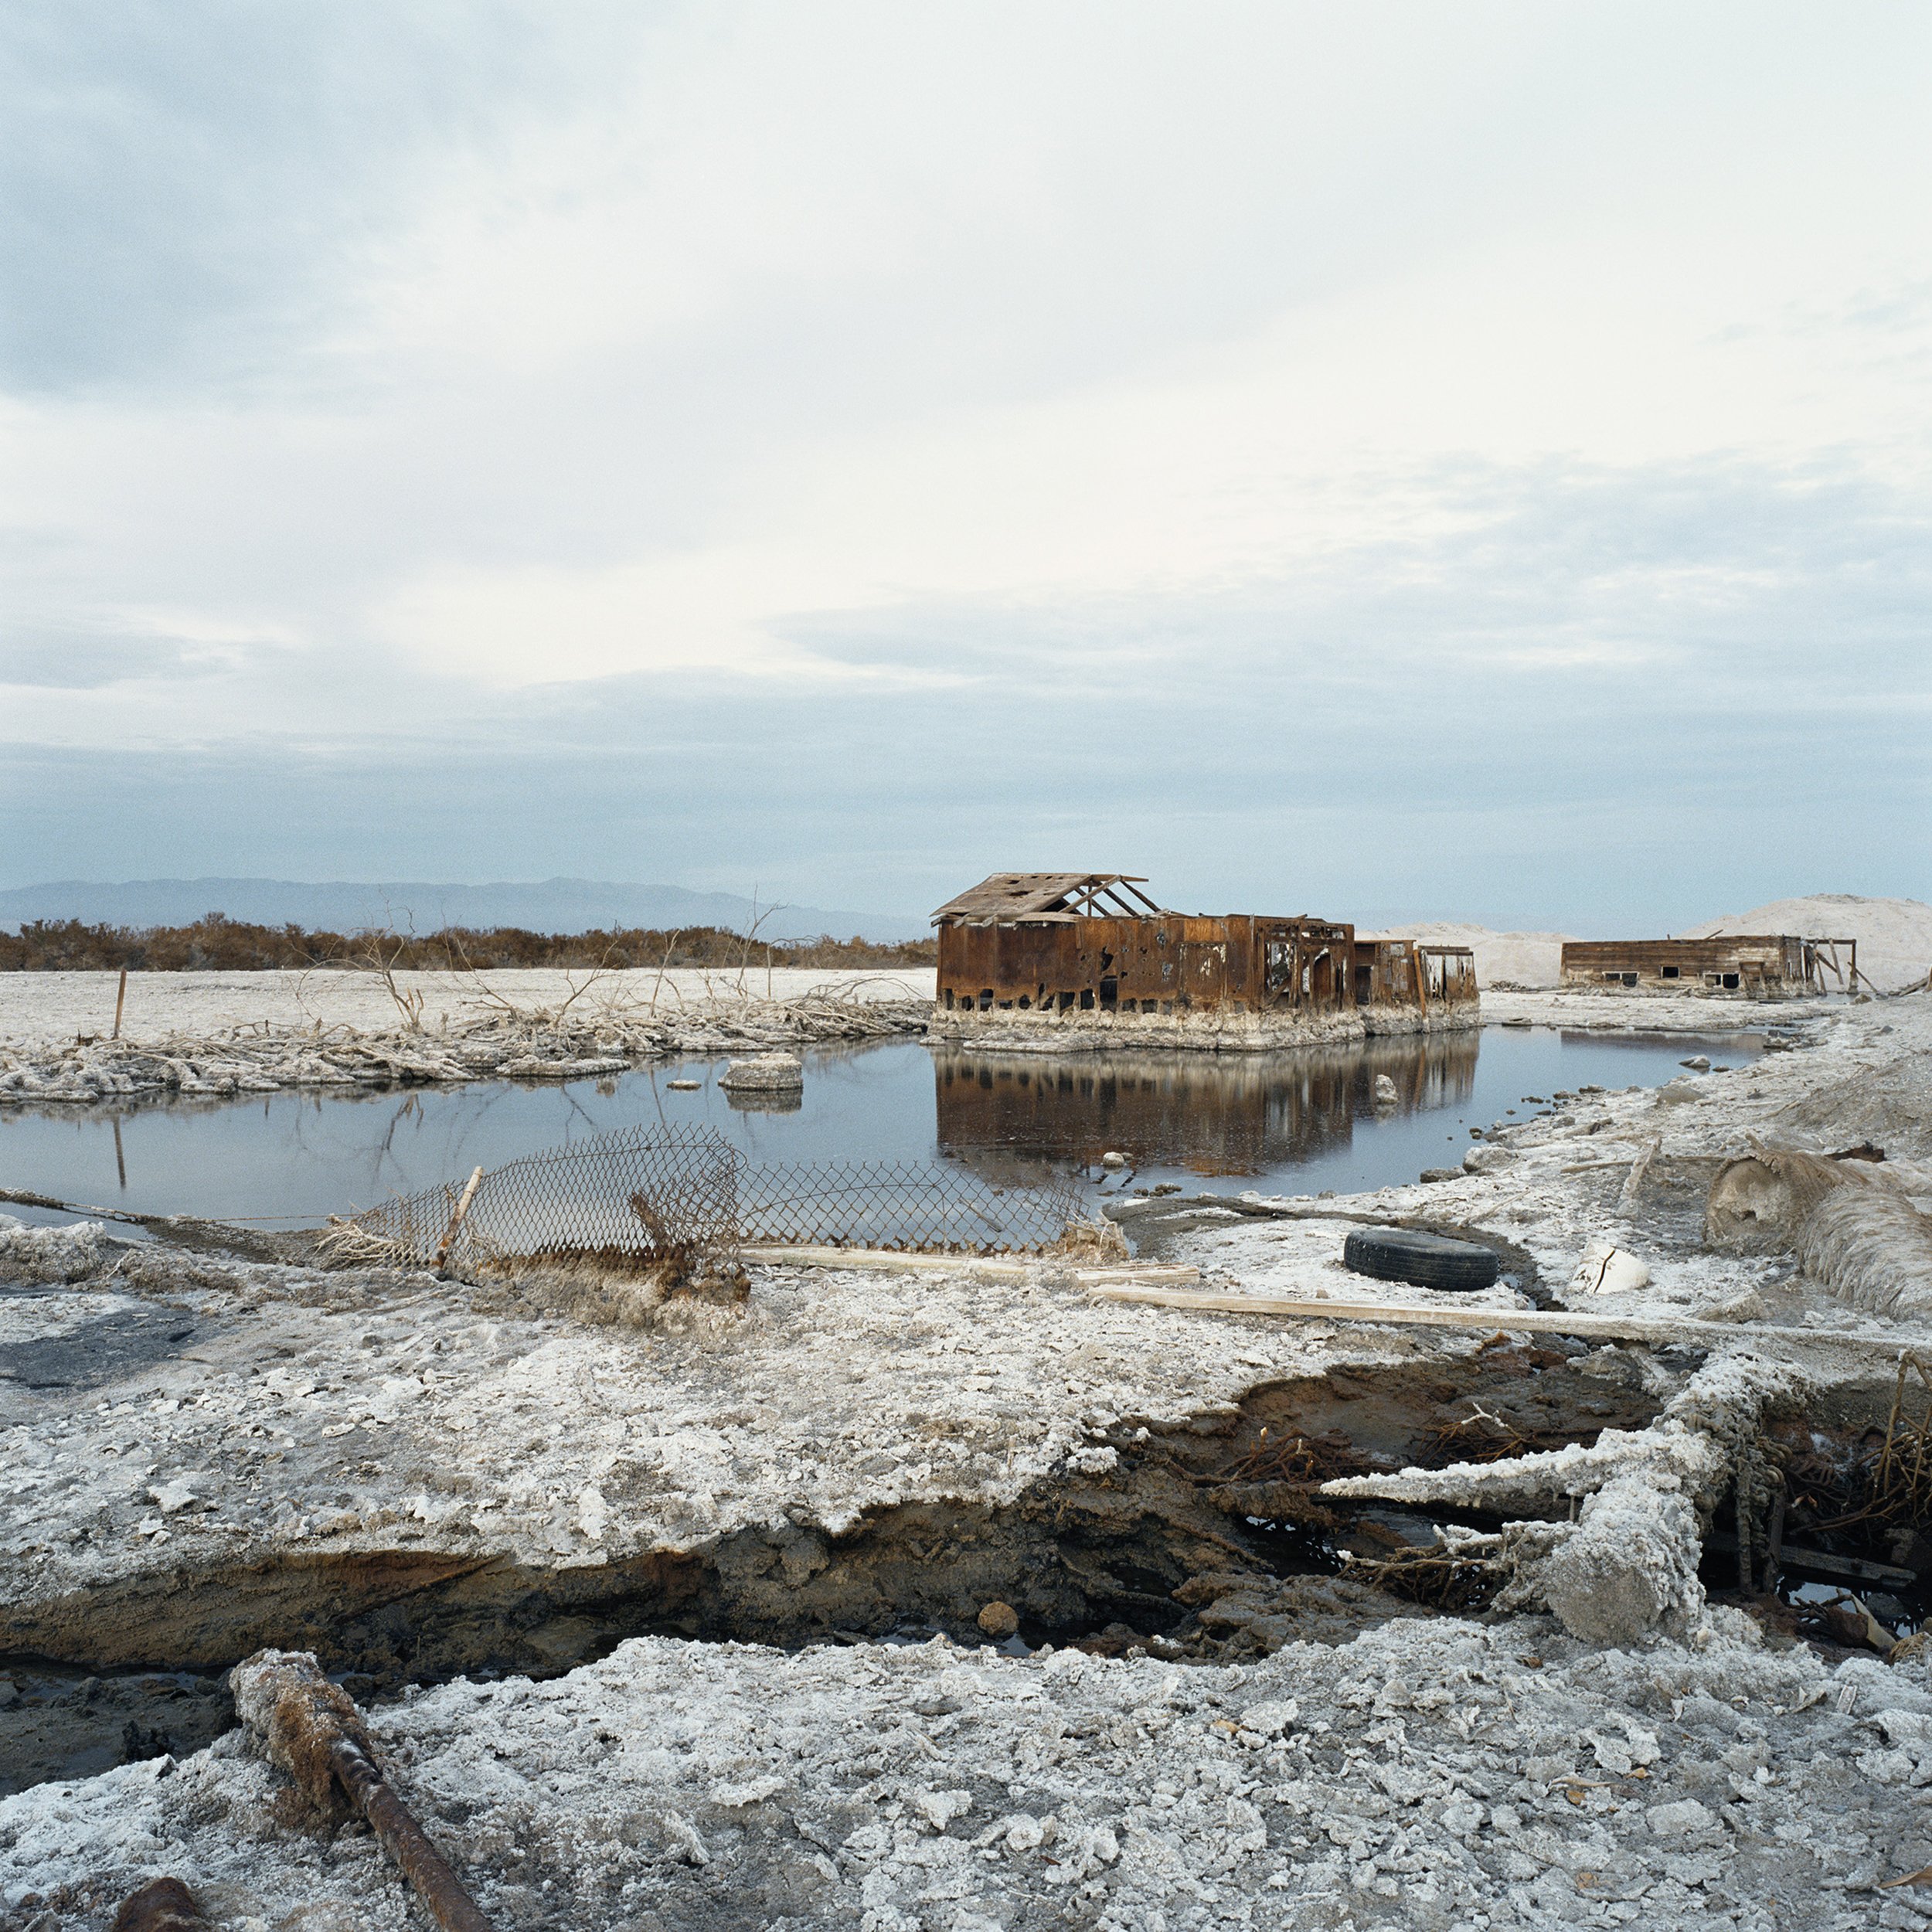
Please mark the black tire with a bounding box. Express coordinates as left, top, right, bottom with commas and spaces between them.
1342, 1226, 1500, 1293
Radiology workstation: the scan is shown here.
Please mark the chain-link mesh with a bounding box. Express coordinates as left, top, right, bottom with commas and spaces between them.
738, 1158, 1088, 1253
333, 1124, 742, 1282
328, 1130, 1093, 1277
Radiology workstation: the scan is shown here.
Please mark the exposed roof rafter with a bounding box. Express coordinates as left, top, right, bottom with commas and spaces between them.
930, 872, 1172, 927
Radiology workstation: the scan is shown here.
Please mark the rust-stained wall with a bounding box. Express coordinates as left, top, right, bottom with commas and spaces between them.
1560, 937, 1815, 992
936, 914, 1355, 1019
1352, 940, 1478, 1011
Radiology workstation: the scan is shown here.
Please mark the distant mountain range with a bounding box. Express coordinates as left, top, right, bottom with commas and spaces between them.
0, 877, 929, 944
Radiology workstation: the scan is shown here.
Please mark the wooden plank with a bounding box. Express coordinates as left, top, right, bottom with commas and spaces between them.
1704, 1531, 1914, 1590
743, 1246, 1201, 1287
1070, 1264, 1202, 1287
1084, 1283, 1919, 1355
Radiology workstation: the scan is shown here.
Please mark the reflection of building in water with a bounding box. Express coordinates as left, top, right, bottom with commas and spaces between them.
934, 1035, 1479, 1179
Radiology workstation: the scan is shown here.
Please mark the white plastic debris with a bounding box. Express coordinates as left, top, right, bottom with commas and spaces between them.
1572, 1235, 1651, 1295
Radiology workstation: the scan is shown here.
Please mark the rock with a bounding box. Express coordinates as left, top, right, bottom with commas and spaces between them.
1698, 1289, 1769, 1324
1680, 1056, 1711, 1072
666, 1078, 701, 1091
1100, 1151, 1128, 1170
1372, 1074, 1399, 1111
1005, 1813, 1046, 1852
719, 1055, 804, 1090
1420, 1168, 1461, 1184
977, 1600, 1019, 1638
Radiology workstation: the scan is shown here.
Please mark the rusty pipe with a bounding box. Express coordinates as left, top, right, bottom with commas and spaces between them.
327, 1733, 497, 1932
230, 1650, 498, 1932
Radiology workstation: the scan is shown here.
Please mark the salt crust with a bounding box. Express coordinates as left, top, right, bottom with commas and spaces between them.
7, 1616, 1932, 1928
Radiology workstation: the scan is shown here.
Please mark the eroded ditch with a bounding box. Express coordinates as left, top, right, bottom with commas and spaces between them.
0, 1345, 1674, 1796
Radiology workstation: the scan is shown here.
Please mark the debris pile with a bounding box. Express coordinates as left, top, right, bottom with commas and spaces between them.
0, 993, 928, 1107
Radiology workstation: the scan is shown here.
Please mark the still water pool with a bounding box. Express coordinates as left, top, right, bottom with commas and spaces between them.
0, 1026, 1760, 1233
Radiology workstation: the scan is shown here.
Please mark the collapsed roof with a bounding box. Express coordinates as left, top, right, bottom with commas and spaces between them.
930, 872, 1170, 927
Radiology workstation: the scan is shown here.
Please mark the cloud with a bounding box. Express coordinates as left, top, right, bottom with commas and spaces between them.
0, 0, 650, 393
2, 4, 1930, 927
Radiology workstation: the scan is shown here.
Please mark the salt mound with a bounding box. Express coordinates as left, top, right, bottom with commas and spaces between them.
1679, 894, 1932, 992
1362, 920, 1575, 989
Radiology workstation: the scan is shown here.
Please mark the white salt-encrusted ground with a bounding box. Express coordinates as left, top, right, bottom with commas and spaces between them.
12, 1615, 1932, 1932
3, 992, 1931, 1928
0, 968, 936, 1052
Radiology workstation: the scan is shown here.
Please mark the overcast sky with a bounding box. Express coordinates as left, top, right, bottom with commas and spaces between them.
3, 2, 1928, 928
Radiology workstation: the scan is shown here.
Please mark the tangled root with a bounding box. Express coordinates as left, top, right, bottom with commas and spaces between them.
1706, 1140, 1876, 1251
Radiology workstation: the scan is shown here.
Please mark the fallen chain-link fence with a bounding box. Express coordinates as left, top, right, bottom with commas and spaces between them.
321, 1125, 1094, 1281
321, 1124, 743, 1284
737, 1158, 1087, 1254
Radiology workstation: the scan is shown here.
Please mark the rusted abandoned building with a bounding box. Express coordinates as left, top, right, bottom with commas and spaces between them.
930, 873, 1478, 1049
1559, 935, 1858, 998
1352, 937, 1480, 1031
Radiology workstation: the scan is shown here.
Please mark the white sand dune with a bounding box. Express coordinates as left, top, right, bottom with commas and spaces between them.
1362, 920, 1575, 988
1680, 893, 1932, 992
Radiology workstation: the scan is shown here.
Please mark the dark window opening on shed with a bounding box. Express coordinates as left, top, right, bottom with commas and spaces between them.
978, 990, 994, 1012
1080, 988, 1095, 1011
1017, 995, 1030, 1009
1722, 973, 1740, 989
1662, 966, 1680, 979
1098, 977, 1118, 1010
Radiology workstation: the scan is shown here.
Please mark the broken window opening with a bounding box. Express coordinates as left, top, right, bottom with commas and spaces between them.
1098, 977, 1119, 1010
1079, 988, 1096, 1011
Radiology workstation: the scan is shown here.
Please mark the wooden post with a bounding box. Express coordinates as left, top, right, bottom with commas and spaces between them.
1616, 1134, 1661, 1216
112, 968, 128, 1039
434, 1168, 485, 1272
